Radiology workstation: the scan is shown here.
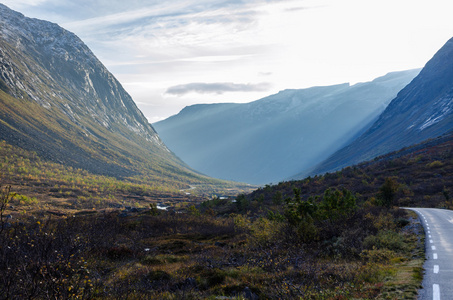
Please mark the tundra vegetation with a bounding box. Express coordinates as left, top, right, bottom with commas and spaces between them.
0, 133, 451, 299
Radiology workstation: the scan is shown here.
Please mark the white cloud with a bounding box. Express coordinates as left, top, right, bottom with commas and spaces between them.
166, 82, 271, 96
1, 0, 49, 6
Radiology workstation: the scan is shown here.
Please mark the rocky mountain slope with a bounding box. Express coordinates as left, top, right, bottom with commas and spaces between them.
306, 37, 453, 178
154, 70, 419, 184
0, 4, 209, 186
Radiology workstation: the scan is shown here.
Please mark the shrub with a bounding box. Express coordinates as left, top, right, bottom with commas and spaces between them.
318, 188, 357, 221
427, 160, 444, 168
363, 231, 405, 252
235, 194, 249, 212
360, 248, 396, 263
377, 178, 399, 208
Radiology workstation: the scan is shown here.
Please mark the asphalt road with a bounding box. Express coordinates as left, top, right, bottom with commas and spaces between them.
406, 208, 453, 300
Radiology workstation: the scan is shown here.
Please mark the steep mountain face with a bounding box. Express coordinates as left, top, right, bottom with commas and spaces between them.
306, 37, 453, 178
0, 4, 200, 183
154, 70, 419, 184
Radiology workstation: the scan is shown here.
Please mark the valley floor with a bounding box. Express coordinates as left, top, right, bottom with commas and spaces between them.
0, 198, 424, 299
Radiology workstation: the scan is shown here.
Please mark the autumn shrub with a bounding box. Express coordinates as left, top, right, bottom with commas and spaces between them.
0, 217, 96, 299
427, 160, 444, 168
363, 230, 406, 252
360, 248, 397, 263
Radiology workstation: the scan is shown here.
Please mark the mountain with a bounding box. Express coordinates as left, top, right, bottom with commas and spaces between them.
154, 70, 419, 184
0, 4, 210, 187
306, 37, 453, 178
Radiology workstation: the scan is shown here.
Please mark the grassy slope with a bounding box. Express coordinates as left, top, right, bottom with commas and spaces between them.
0, 86, 254, 196
0, 139, 253, 215
0, 20, 242, 191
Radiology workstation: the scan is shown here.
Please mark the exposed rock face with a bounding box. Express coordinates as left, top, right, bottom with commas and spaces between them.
0, 4, 193, 180
154, 70, 419, 184
0, 3, 159, 142
306, 37, 453, 178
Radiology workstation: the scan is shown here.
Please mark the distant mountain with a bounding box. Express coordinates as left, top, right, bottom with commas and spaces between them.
305, 37, 453, 178
0, 4, 208, 186
154, 70, 419, 184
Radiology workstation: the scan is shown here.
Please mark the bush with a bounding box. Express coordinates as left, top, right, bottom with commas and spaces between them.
360, 248, 396, 263
427, 160, 444, 168
377, 178, 399, 208
363, 230, 406, 251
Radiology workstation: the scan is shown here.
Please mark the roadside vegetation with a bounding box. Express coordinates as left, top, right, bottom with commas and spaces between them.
0, 133, 451, 298
0, 184, 424, 299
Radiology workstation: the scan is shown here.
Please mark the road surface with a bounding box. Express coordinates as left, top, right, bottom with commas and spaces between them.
406, 208, 453, 300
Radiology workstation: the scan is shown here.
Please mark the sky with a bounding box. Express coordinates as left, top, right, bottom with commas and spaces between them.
2, 0, 453, 122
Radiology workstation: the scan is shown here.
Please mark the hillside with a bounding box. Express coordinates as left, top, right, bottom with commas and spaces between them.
306, 37, 453, 178
250, 131, 453, 209
154, 70, 419, 184
0, 4, 228, 189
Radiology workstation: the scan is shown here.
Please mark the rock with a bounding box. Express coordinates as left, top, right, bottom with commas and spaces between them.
243, 287, 258, 300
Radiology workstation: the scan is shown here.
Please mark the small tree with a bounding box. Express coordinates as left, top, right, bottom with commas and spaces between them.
318, 188, 357, 222
0, 185, 15, 235
235, 194, 249, 212
378, 177, 399, 208
284, 188, 318, 241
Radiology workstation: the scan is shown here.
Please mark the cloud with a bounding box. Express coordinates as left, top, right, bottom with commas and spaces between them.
166, 82, 271, 96
63, 1, 257, 34
259, 71, 273, 76
1, 0, 49, 6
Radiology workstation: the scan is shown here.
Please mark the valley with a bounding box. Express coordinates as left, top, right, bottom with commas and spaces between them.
154, 70, 420, 184
4, 130, 452, 298
0, 140, 252, 216
0, 2, 452, 299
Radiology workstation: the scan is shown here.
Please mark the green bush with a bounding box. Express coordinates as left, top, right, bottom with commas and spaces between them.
377, 178, 399, 208
363, 230, 406, 251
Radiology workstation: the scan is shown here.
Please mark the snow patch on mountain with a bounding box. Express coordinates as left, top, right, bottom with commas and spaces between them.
419, 95, 453, 130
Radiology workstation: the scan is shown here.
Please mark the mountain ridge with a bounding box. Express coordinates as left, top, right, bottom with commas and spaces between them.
304, 37, 453, 178
154, 69, 419, 184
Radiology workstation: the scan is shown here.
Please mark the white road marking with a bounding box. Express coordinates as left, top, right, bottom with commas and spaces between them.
428, 231, 431, 234
434, 265, 439, 274
432, 246, 436, 250
433, 253, 438, 259
429, 235, 432, 238
430, 239, 434, 243
433, 284, 440, 300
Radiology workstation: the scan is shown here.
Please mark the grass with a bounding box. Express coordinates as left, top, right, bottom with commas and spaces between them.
377, 215, 425, 299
